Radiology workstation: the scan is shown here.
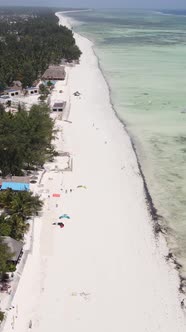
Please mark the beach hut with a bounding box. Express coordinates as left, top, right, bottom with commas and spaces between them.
52, 102, 66, 112
42, 65, 66, 81
4, 88, 21, 97
0, 95, 11, 105
25, 87, 39, 95
1, 236, 23, 265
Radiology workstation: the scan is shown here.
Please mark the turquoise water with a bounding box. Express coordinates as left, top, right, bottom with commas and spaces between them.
66, 9, 186, 276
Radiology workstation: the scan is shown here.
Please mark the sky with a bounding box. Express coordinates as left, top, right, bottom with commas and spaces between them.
0, 0, 186, 9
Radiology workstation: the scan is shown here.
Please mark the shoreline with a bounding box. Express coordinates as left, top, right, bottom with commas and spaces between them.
93, 38, 186, 295
57, 12, 186, 325
63, 12, 186, 295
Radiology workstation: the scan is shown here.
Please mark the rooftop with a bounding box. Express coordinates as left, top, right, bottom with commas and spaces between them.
42, 65, 66, 80
0, 176, 30, 184
26, 87, 38, 90
53, 102, 65, 108
4, 88, 20, 92
1, 182, 30, 191
0, 95, 11, 99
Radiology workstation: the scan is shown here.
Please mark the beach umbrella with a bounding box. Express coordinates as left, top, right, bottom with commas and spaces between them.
52, 193, 60, 197
59, 214, 70, 219
77, 185, 87, 189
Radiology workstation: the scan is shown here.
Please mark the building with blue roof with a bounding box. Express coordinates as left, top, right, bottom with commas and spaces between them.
1, 182, 30, 191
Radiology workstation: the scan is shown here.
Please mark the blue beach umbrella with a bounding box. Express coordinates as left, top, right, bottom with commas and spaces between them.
59, 214, 70, 219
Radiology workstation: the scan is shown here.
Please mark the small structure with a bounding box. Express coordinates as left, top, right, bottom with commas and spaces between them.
1, 236, 23, 265
0, 177, 30, 190
1, 182, 30, 191
11, 81, 22, 89
25, 87, 39, 95
42, 65, 66, 81
52, 102, 66, 112
4, 88, 21, 97
1, 176, 30, 183
0, 95, 11, 105
73, 91, 81, 97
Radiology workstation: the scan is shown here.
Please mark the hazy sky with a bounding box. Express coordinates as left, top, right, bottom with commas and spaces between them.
0, 0, 186, 9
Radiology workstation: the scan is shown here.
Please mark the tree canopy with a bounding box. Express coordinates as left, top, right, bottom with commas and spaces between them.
0, 8, 82, 89
0, 189, 43, 240
0, 238, 13, 275
0, 188, 43, 277
0, 103, 55, 176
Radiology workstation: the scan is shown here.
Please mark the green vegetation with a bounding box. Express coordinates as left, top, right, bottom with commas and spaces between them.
39, 83, 50, 102
0, 189, 43, 240
0, 310, 5, 322
0, 102, 52, 276
0, 6, 73, 310
0, 8, 81, 90
0, 238, 13, 275
0, 189, 43, 275
0, 103, 55, 176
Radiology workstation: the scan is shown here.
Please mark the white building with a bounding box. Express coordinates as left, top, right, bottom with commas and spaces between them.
4, 88, 21, 97
52, 102, 66, 112
26, 87, 39, 95
0, 95, 11, 105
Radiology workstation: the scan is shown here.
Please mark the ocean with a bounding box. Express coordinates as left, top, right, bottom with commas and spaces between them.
65, 9, 186, 277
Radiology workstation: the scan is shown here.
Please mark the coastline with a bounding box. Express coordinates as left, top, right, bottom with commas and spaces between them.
57, 11, 186, 328
57, 10, 186, 318
63, 15, 161, 221
2, 10, 186, 331
64, 12, 186, 291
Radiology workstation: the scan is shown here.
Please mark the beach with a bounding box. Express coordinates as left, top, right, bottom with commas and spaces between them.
67, 8, 186, 277
2, 12, 186, 332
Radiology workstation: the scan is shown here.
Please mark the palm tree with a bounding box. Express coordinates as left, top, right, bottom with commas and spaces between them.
0, 190, 43, 240
0, 238, 13, 276
0, 190, 43, 218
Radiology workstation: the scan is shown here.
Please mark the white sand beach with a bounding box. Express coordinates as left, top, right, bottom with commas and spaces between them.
3, 12, 186, 332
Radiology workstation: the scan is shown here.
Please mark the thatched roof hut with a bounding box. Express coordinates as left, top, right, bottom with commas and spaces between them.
42, 65, 66, 81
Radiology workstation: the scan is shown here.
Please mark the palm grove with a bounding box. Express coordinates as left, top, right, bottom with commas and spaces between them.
0, 7, 81, 90
0, 7, 81, 280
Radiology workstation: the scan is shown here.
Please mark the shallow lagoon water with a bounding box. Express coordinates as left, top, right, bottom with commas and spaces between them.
66, 10, 186, 276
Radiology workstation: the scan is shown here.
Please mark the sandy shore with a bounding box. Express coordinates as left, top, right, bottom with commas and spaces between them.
3, 12, 186, 332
